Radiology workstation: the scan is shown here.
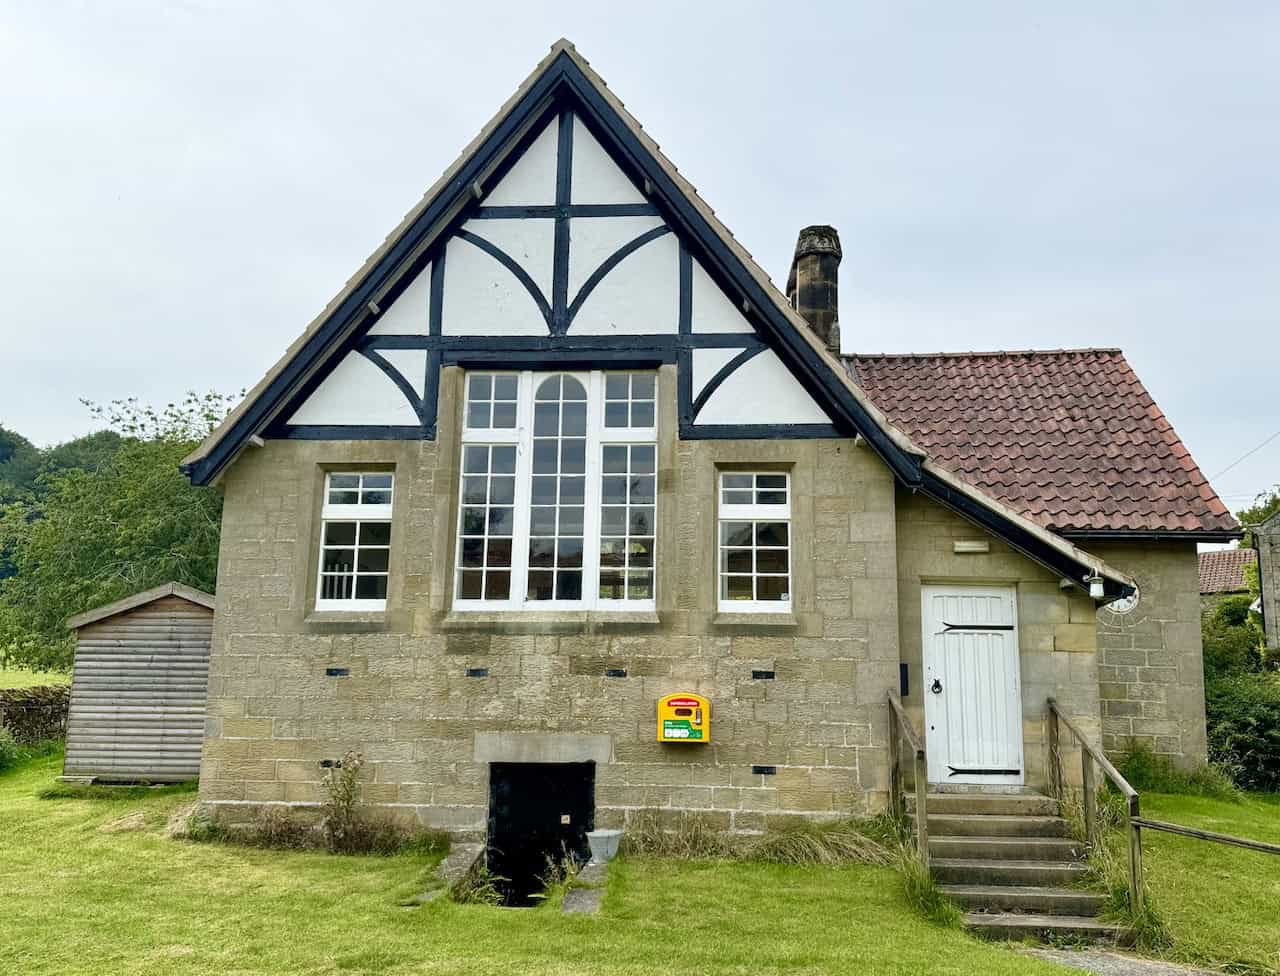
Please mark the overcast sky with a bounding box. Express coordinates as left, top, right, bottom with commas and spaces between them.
2, 2, 1276, 517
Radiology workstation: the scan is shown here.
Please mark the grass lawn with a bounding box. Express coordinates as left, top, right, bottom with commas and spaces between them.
1142, 791, 1280, 975
0, 668, 69, 689
0, 751, 1074, 976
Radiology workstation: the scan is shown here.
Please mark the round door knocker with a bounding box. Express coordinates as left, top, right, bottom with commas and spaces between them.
930, 678, 943, 694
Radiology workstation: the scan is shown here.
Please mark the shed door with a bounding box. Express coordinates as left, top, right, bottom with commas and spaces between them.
921, 585, 1023, 786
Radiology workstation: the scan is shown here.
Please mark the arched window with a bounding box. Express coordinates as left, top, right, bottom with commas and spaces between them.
456, 370, 657, 609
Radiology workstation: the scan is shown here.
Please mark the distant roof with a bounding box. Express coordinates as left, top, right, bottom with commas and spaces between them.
848, 348, 1240, 538
66, 582, 215, 630
1199, 549, 1256, 595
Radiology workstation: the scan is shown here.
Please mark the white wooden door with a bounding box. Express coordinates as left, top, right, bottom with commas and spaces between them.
921, 585, 1024, 786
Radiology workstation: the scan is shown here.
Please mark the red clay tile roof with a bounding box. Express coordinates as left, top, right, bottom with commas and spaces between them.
848, 348, 1240, 536
1199, 549, 1256, 594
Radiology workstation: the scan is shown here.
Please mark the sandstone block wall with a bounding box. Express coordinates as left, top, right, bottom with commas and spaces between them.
200, 364, 901, 835
1092, 541, 1208, 767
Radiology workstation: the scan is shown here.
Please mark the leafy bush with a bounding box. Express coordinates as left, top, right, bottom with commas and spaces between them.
1116, 741, 1240, 800
0, 727, 23, 773
1203, 595, 1262, 678
1206, 673, 1280, 792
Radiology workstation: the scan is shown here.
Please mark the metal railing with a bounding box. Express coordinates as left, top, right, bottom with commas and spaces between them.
887, 691, 929, 866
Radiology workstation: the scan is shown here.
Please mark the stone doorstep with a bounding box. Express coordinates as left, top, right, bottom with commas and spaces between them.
561, 860, 610, 915
409, 841, 484, 904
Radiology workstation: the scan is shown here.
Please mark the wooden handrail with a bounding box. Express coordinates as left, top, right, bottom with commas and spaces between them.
1047, 696, 1143, 911
887, 692, 929, 867
1132, 818, 1280, 856
1048, 698, 1138, 810
887, 691, 924, 757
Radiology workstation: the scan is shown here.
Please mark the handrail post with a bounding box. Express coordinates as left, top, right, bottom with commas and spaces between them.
887, 706, 902, 821
1127, 795, 1144, 910
914, 749, 929, 868
1082, 751, 1097, 851
1047, 700, 1062, 800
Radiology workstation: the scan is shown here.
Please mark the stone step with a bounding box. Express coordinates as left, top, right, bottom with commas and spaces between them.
931, 857, 1089, 888
929, 835, 1084, 861
964, 912, 1133, 945
906, 792, 1059, 817
940, 884, 1107, 916
919, 814, 1071, 838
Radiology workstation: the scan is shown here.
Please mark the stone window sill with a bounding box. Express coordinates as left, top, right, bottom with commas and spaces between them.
440, 610, 662, 635
709, 612, 800, 634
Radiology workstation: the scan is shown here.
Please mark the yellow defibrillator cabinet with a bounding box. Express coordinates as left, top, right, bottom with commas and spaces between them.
657, 693, 710, 743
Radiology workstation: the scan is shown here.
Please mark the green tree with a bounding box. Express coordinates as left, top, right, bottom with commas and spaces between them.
0, 392, 237, 671
1237, 486, 1280, 547
0, 426, 40, 502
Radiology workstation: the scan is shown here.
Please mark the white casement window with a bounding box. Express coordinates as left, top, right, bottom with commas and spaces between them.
455, 370, 657, 610
718, 472, 791, 612
316, 472, 394, 611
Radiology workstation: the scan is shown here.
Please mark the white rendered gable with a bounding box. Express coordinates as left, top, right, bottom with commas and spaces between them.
286, 352, 419, 427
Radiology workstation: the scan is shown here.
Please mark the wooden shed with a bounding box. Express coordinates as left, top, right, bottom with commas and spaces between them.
63, 583, 214, 783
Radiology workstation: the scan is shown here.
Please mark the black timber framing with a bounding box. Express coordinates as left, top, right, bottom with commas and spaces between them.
184, 48, 1133, 600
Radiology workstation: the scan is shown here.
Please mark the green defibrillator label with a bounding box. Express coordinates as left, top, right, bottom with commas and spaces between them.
662, 719, 703, 740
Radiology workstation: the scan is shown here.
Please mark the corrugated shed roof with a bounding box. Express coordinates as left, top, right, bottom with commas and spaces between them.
1199, 549, 1256, 595
849, 348, 1239, 537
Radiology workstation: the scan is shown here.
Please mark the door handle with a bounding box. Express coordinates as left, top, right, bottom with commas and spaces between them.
930, 678, 943, 695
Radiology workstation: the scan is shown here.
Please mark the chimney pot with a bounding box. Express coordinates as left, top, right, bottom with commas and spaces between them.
787, 225, 842, 353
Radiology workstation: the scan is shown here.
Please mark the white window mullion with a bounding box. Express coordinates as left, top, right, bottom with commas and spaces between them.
583, 371, 605, 610
510, 370, 534, 610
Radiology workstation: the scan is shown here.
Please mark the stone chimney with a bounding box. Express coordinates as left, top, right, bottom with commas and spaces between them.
786, 225, 842, 353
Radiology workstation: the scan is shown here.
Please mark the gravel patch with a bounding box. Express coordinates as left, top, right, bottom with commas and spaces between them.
1026, 949, 1220, 976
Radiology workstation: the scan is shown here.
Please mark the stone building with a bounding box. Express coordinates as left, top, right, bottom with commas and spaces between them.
181, 41, 1238, 850
1254, 511, 1280, 649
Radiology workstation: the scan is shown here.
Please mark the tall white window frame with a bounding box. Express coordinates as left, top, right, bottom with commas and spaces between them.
717, 471, 792, 613
454, 370, 658, 611
316, 472, 394, 612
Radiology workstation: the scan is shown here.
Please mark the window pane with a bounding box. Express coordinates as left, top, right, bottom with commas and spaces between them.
756, 576, 789, 602
722, 549, 752, 573
533, 441, 558, 473
557, 538, 583, 568
631, 374, 655, 399
629, 538, 654, 568
556, 572, 583, 600
363, 474, 393, 491
757, 490, 787, 505
463, 446, 489, 474
470, 374, 492, 400
493, 402, 517, 428
559, 506, 584, 535
329, 488, 359, 505
325, 522, 357, 546
459, 571, 483, 600
629, 507, 654, 535
631, 445, 655, 473
360, 522, 391, 546
560, 477, 585, 505
721, 521, 753, 547
629, 476, 655, 503
631, 402, 655, 428
627, 571, 653, 600
530, 507, 556, 535
560, 440, 585, 473
462, 476, 487, 505
490, 476, 515, 505
322, 548, 354, 573
467, 402, 491, 429
600, 538, 626, 567
357, 549, 389, 573
723, 575, 753, 601
602, 476, 627, 504
605, 374, 628, 400
535, 375, 560, 400
756, 522, 788, 546
461, 539, 484, 568
534, 402, 559, 436
599, 571, 625, 600
562, 377, 587, 400
527, 570, 554, 600
756, 548, 789, 573
722, 474, 752, 491
488, 508, 513, 536
329, 474, 360, 490
462, 508, 486, 534
529, 538, 555, 568
601, 507, 627, 535
356, 575, 388, 600
531, 477, 557, 505
486, 539, 512, 568
562, 402, 587, 436
485, 572, 511, 600
493, 375, 518, 401
492, 446, 516, 474
604, 402, 628, 428
756, 474, 786, 489
321, 575, 353, 600
603, 445, 627, 472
